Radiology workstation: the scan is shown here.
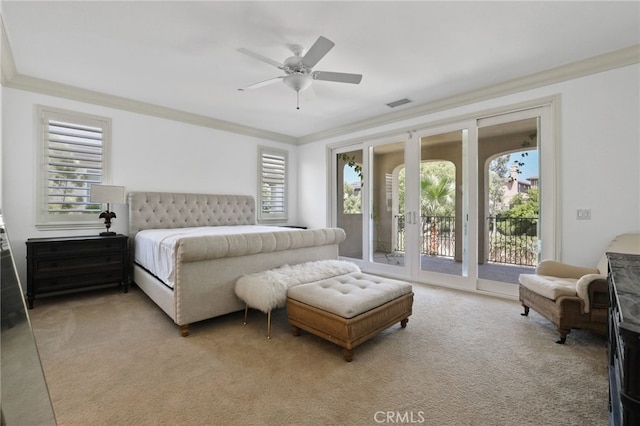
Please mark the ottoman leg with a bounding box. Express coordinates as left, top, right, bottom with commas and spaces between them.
401, 318, 409, 328
343, 348, 354, 362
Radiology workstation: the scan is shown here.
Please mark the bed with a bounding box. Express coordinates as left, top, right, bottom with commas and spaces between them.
128, 192, 346, 336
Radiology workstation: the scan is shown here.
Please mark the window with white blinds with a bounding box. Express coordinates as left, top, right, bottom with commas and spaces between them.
258, 146, 288, 222
37, 107, 112, 228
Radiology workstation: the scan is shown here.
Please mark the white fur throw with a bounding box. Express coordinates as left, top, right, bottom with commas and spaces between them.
235, 260, 360, 313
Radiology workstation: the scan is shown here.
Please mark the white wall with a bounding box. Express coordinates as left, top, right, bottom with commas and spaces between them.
3, 64, 638, 287
299, 64, 640, 269
1, 88, 298, 284
297, 141, 330, 227
0, 80, 3, 214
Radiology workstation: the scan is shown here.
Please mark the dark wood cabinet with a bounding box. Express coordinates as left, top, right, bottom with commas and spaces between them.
26, 234, 128, 308
607, 252, 640, 426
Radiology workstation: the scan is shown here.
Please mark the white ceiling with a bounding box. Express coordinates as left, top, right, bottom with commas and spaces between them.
2, 1, 639, 142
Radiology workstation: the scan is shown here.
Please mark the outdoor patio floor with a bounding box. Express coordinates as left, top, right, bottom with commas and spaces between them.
373, 252, 534, 284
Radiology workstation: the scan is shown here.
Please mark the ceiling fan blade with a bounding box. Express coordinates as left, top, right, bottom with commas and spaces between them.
313, 71, 363, 84
236, 48, 283, 69
301, 36, 335, 68
238, 76, 284, 91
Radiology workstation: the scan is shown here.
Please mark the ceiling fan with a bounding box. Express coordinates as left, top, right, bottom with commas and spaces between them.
237, 36, 363, 109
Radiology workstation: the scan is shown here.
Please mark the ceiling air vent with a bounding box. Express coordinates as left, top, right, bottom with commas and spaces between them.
386, 98, 413, 108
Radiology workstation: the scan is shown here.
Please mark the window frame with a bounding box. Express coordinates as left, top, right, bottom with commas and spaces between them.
36, 106, 113, 230
257, 145, 288, 224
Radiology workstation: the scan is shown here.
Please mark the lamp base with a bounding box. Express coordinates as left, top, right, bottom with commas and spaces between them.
99, 231, 117, 236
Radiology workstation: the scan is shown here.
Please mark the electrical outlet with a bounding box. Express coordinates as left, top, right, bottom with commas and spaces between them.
576, 209, 591, 220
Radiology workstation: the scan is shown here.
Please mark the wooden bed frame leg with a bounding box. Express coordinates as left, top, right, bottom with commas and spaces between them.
343, 348, 354, 362
401, 318, 409, 328
180, 324, 189, 337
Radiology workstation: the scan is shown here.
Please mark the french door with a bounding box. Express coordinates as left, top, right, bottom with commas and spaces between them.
333, 121, 474, 287
332, 103, 555, 296
475, 105, 555, 295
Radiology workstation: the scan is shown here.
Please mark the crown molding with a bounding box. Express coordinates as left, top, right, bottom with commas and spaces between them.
0, 15, 17, 86
0, 13, 296, 145
1, 12, 637, 148
296, 44, 640, 145
3, 74, 297, 144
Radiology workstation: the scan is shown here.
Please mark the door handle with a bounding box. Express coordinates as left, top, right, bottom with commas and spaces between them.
405, 211, 419, 225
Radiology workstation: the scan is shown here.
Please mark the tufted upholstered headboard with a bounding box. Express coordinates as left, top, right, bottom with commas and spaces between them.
128, 192, 256, 245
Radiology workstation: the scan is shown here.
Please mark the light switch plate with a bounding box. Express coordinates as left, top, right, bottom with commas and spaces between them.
577, 209, 591, 220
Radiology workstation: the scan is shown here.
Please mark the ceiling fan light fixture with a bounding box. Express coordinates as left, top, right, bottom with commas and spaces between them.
237, 35, 363, 110
283, 74, 312, 93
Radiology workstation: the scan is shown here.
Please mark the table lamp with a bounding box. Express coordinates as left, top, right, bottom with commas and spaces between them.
90, 184, 125, 236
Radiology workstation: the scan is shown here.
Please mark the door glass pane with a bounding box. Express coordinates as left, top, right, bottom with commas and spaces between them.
336, 150, 363, 259
478, 118, 538, 283
371, 141, 405, 266
419, 131, 463, 276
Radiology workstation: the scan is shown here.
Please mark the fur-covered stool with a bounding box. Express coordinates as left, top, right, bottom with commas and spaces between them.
235, 260, 360, 338
286, 272, 413, 361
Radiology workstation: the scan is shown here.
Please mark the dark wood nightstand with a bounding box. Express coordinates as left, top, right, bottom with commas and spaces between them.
25, 234, 129, 308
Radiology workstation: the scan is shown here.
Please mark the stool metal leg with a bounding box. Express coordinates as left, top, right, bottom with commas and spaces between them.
244, 303, 273, 339
266, 310, 272, 339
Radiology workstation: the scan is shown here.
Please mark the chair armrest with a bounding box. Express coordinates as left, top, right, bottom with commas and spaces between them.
535, 260, 599, 279
588, 278, 609, 310
575, 273, 607, 313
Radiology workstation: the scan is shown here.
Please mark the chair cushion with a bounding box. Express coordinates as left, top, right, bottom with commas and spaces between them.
518, 273, 578, 301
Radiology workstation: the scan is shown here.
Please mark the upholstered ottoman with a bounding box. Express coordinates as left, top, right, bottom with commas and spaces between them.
286, 272, 413, 361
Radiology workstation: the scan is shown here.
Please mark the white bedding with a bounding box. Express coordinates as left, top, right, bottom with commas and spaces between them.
134, 225, 298, 288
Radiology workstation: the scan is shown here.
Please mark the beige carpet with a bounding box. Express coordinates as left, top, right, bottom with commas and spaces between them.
29, 282, 608, 426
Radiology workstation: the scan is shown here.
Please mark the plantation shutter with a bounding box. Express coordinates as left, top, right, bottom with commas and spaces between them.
258, 147, 288, 222
38, 108, 111, 227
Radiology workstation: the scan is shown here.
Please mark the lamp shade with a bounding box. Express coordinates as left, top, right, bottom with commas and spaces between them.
90, 184, 125, 204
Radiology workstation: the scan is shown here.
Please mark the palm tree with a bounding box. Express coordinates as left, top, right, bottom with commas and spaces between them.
421, 174, 454, 255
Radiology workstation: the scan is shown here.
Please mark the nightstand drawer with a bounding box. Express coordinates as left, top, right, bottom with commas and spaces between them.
30, 239, 126, 257
26, 234, 129, 308
33, 267, 126, 292
31, 253, 124, 276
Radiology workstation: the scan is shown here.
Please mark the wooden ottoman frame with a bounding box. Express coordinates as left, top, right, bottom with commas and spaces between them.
287, 292, 413, 361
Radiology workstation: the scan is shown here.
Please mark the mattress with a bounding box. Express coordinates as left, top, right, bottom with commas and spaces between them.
134, 225, 298, 288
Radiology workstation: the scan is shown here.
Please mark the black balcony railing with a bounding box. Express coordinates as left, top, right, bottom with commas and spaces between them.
486, 216, 538, 266
394, 215, 538, 266
396, 215, 455, 258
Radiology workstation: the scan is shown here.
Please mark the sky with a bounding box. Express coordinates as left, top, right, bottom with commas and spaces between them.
508, 149, 539, 181
343, 149, 539, 184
